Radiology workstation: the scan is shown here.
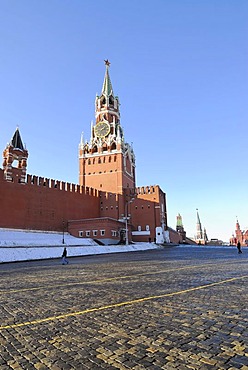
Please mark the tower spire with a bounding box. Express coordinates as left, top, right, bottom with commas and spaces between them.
11, 127, 25, 151
196, 208, 203, 240
102, 59, 114, 96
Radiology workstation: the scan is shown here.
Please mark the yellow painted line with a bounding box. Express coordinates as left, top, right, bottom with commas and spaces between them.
0, 275, 247, 331
0, 261, 234, 295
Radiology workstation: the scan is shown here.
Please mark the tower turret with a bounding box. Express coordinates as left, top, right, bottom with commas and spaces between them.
3, 128, 28, 183
234, 217, 243, 244
236, 217, 241, 231
176, 213, 183, 229
176, 213, 186, 242
79, 60, 136, 195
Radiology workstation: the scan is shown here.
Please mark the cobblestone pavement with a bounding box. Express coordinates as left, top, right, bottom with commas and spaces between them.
0, 246, 247, 370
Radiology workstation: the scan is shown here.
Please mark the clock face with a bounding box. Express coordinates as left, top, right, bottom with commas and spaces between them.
95, 121, 110, 138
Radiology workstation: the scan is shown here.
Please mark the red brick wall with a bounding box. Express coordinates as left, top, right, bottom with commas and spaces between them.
168, 228, 183, 244
0, 170, 99, 231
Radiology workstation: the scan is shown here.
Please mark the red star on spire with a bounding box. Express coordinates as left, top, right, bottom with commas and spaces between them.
104, 59, 111, 66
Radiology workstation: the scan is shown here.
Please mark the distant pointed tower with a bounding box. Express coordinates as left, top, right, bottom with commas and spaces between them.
3, 128, 28, 183
176, 213, 184, 232
236, 218, 241, 232
196, 209, 203, 240
79, 60, 136, 195
235, 217, 242, 244
176, 213, 186, 242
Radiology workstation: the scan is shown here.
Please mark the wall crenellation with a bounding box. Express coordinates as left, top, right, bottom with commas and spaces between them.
136, 185, 156, 195
25, 174, 99, 196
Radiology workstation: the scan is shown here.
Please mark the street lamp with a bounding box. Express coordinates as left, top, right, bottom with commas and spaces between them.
124, 198, 134, 246
62, 220, 65, 244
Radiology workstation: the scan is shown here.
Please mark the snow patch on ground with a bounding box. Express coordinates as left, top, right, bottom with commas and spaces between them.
0, 229, 161, 263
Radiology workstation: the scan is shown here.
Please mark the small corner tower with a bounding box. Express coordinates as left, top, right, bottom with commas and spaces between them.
176, 213, 186, 242
79, 60, 136, 195
3, 128, 28, 183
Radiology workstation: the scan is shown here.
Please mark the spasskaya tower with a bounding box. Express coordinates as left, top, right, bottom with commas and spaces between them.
79, 60, 136, 195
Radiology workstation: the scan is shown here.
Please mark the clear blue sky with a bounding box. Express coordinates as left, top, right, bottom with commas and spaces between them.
0, 0, 247, 242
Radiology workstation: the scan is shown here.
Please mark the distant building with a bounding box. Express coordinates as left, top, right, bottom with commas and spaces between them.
230, 219, 248, 246
207, 239, 224, 246
194, 209, 208, 244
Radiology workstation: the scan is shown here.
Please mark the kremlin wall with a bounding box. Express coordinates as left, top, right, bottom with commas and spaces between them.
0, 170, 99, 232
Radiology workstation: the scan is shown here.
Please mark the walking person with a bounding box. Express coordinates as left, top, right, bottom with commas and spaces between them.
237, 241, 242, 254
62, 247, 69, 264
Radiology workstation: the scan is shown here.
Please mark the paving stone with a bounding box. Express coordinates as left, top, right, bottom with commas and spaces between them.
0, 247, 248, 369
